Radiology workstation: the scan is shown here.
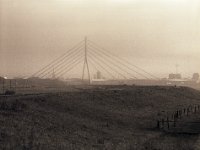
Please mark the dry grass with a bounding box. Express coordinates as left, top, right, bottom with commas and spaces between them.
0, 85, 200, 149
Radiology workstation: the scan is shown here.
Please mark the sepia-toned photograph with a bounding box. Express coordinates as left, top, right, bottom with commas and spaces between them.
0, 0, 200, 149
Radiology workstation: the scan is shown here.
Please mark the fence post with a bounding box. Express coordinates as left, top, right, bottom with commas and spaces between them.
179, 110, 182, 119
9, 79, 12, 90
2, 79, 5, 94
173, 114, 176, 127
167, 116, 169, 129
157, 120, 160, 129
15, 79, 17, 92
161, 118, 164, 129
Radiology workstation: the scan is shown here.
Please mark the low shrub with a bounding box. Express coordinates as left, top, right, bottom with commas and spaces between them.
0, 100, 26, 112
4, 90, 15, 95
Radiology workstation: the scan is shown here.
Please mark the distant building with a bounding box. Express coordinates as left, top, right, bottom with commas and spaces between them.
169, 73, 182, 79
93, 71, 102, 79
97, 71, 102, 79
93, 74, 97, 79
52, 69, 56, 79
192, 73, 199, 81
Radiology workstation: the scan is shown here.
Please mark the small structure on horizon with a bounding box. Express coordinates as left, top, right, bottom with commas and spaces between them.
97, 71, 102, 79
192, 73, 199, 81
93, 71, 103, 79
169, 73, 182, 80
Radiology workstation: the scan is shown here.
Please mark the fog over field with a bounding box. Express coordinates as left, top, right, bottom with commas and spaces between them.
0, 0, 200, 78
1, 1, 200, 149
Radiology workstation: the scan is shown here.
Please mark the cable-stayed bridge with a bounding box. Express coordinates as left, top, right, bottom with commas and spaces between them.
30, 37, 159, 84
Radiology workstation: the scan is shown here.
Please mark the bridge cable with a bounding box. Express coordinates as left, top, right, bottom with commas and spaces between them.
57, 58, 84, 78
30, 40, 84, 77
88, 47, 137, 79
40, 50, 84, 78
35, 44, 84, 78
88, 51, 127, 79
46, 53, 84, 78
88, 55, 117, 79
88, 40, 159, 80
88, 44, 149, 79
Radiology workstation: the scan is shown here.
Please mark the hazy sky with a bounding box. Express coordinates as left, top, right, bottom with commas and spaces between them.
0, 0, 200, 78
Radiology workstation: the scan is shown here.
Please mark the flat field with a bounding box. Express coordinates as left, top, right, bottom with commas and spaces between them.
0, 85, 200, 150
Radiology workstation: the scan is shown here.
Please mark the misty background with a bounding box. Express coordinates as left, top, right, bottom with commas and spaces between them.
0, 0, 200, 78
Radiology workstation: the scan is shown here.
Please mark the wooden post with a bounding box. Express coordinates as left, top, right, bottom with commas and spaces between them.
157, 120, 160, 129
15, 80, 17, 91
2, 79, 5, 94
9, 79, 12, 90
167, 116, 169, 129
176, 110, 179, 118
187, 108, 189, 116
162, 118, 164, 129
179, 110, 182, 119
26, 79, 28, 88
173, 115, 176, 127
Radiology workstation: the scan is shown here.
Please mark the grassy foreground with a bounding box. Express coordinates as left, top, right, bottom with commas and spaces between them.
0, 85, 200, 150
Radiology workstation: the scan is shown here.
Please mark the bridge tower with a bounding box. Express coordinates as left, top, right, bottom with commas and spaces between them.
82, 37, 91, 84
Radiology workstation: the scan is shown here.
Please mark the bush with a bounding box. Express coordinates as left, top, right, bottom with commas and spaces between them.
0, 100, 26, 112
5, 90, 15, 95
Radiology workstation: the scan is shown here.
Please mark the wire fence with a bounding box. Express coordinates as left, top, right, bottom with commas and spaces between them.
157, 104, 200, 131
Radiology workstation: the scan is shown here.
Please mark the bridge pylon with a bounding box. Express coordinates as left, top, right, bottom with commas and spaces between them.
82, 37, 91, 84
